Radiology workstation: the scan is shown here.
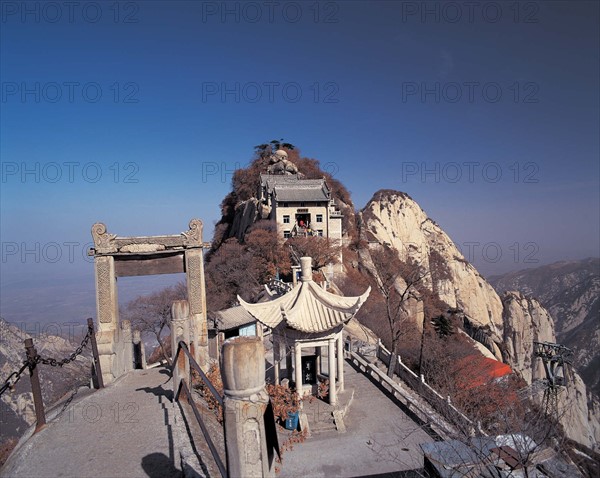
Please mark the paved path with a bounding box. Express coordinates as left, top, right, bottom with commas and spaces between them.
1, 367, 180, 478
279, 360, 434, 478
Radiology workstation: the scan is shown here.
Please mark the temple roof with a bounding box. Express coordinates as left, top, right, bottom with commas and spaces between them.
274, 188, 329, 203
238, 258, 370, 334
260, 174, 331, 202
212, 306, 256, 331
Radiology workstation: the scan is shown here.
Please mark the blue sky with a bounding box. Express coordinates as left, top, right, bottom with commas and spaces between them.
1, 1, 599, 323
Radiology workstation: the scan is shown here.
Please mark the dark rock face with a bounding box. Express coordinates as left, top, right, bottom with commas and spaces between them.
489, 258, 600, 396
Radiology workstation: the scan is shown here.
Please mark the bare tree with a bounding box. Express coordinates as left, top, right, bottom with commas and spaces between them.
121, 282, 187, 363
205, 238, 265, 312
287, 236, 339, 270
368, 245, 429, 377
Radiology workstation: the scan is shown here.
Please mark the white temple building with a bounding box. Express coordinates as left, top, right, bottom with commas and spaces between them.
238, 257, 370, 405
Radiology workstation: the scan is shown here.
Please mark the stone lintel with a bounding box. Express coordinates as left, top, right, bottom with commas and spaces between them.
90, 219, 204, 255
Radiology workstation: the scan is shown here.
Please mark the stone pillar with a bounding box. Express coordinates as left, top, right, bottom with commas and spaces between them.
328, 338, 337, 406
185, 248, 209, 370
273, 334, 280, 385
121, 319, 134, 375
221, 337, 274, 478
94, 255, 119, 384
171, 300, 190, 394
294, 342, 303, 393
337, 332, 344, 393
133, 330, 146, 369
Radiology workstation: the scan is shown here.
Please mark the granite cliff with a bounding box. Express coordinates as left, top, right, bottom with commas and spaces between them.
357, 190, 600, 449
490, 259, 600, 396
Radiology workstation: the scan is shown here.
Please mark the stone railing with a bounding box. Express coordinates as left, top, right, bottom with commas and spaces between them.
373, 341, 481, 437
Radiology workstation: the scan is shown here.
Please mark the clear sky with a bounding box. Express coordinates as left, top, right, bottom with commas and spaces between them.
1, 1, 599, 323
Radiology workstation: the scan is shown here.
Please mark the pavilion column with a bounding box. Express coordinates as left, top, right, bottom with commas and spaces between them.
316, 346, 322, 375
337, 332, 344, 392
294, 342, 303, 393
273, 334, 280, 385
286, 352, 293, 381
328, 338, 337, 406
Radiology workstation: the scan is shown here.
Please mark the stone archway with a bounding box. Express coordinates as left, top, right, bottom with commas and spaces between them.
89, 219, 208, 384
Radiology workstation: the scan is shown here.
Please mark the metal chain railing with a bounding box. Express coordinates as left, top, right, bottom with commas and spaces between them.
0, 318, 104, 433
0, 325, 92, 396
0, 361, 30, 396
35, 327, 92, 368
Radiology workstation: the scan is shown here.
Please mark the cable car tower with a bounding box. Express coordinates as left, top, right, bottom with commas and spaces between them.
533, 341, 574, 418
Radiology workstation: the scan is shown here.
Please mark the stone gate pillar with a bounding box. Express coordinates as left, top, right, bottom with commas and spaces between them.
94, 254, 119, 385
185, 248, 209, 370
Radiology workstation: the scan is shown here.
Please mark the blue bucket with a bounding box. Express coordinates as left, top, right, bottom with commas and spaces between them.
285, 411, 299, 430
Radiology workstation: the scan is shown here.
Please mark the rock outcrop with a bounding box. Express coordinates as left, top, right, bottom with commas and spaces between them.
358, 190, 600, 450
501, 291, 600, 449
359, 190, 504, 358
490, 259, 600, 396
501, 291, 555, 384
228, 198, 260, 241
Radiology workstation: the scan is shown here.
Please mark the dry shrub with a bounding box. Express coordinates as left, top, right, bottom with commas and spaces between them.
193, 363, 224, 423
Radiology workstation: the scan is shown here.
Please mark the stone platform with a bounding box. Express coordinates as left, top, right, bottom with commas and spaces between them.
278, 359, 434, 478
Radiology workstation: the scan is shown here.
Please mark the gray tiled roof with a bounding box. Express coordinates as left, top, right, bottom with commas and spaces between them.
274, 188, 329, 202
213, 306, 256, 331
260, 174, 329, 195
260, 174, 331, 203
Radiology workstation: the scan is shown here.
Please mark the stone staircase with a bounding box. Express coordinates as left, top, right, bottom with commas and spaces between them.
302, 366, 357, 434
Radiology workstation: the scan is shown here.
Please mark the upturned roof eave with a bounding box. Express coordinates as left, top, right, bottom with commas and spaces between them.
238, 281, 371, 334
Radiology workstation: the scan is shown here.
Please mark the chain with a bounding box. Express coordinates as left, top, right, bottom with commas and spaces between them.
35, 327, 92, 367
0, 361, 29, 396
0, 326, 93, 396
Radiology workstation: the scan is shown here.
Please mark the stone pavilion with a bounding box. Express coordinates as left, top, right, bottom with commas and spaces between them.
238, 257, 370, 405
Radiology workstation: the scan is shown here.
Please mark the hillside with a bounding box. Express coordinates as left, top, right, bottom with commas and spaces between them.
208, 144, 600, 450
489, 259, 600, 396
0, 317, 91, 445
355, 190, 600, 448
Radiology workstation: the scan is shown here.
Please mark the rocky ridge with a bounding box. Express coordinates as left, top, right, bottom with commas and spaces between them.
489, 259, 600, 396
357, 190, 600, 449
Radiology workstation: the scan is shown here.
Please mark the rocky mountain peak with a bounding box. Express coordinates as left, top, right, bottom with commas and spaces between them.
357, 190, 600, 450
359, 189, 504, 355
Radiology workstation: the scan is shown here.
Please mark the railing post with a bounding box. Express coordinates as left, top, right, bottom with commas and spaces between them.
88, 318, 104, 389
221, 336, 274, 478
24, 338, 46, 432
171, 300, 190, 396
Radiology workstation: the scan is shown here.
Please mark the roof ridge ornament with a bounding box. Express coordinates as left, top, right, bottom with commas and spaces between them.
300, 257, 312, 282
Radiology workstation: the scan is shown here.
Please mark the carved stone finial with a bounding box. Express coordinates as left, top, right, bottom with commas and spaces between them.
91, 222, 117, 253
182, 218, 203, 247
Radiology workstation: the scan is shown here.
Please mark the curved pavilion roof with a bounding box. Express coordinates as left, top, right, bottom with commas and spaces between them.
238, 276, 370, 334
